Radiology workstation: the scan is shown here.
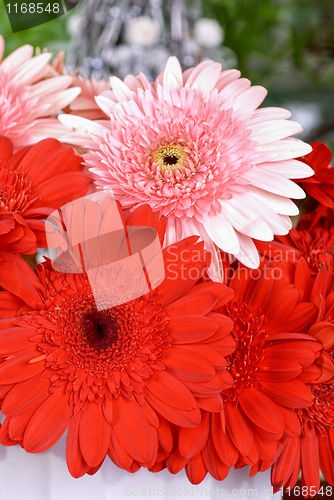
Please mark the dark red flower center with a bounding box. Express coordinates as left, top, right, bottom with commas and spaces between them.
81, 309, 121, 351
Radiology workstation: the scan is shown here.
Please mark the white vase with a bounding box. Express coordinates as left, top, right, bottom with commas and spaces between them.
0, 434, 283, 500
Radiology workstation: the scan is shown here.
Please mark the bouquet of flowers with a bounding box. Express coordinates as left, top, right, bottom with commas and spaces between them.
0, 35, 333, 498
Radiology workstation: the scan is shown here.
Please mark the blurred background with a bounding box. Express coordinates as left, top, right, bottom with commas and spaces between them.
0, 0, 333, 147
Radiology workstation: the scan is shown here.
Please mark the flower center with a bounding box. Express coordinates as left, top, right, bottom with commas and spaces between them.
297, 228, 334, 274
0, 166, 34, 213
146, 142, 198, 187
223, 300, 267, 402
298, 383, 334, 435
154, 145, 185, 170
81, 309, 121, 351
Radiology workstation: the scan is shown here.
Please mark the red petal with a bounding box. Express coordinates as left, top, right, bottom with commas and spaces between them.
16, 139, 60, 176
314, 352, 334, 383
66, 412, 90, 478
309, 322, 334, 350
0, 252, 42, 304
261, 380, 313, 408
165, 292, 217, 317
186, 453, 207, 485
24, 146, 82, 185
7, 408, 36, 441
108, 428, 134, 471
294, 258, 312, 301
144, 389, 200, 427
280, 407, 301, 438
32, 172, 90, 209
163, 346, 215, 382
185, 282, 234, 309
166, 449, 188, 474
301, 427, 320, 491
145, 369, 197, 409
257, 356, 302, 381
113, 396, 157, 464
201, 435, 230, 481
280, 303, 316, 333
167, 315, 218, 343
0, 136, 14, 162
179, 412, 210, 459
0, 348, 45, 384
2, 375, 50, 415
225, 402, 254, 456
262, 286, 301, 332
197, 394, 223, 412
239, 387, 284, 435
272, 436, 300, 488
245, 270, 274, 311
211, 412, 238, 466
79, 402, 111, 467
319, 435, 334, 484
157, 415, 173, 452
184, 373, 227, 397
23, 388, 69, 452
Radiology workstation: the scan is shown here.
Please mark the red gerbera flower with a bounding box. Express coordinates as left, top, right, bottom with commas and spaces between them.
0, 204, 235, 478
255, 207, 334, 277
150, 260, 325, 484
269, 257, 334, 497
0, 136, 90, 288
297, 142, 334, 209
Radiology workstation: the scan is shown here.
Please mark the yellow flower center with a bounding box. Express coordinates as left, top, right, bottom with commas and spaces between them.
154, 145, 185, 170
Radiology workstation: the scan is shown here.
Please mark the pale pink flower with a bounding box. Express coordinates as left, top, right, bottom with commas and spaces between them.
0, 36, 80, 148
59, 57, 313, 276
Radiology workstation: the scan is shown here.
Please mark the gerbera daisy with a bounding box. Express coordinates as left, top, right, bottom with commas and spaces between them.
59, 56, 313, 274
149, 259, 326, 484
255, 207, 334, 276
298, 142, 334, 210
270, 257, 334, 497
0, 136, 90, 291
0, 36, 80, 148
0, 204, 236, 478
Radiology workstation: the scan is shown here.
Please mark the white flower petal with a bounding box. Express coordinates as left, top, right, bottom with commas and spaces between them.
260, 159, 314, 179
221, 198, 274, 241
241, 168, 306, 199
202, 211, 240, 254
249, 187, 299, 216
184, 60, 213, 87
10, 53, 51, 86
29, 76, 73, 97
248, 107, 292, 124
248, 120, 303, 145
1, 44, 34, 73
234, 231, 260, 269
110, 76, 135, 102
95, 95, 117, 116
215, 69, 241, 92
163, 56, 183, 89
58, 114, 106, 140
232, 192, 292, 235
189, 62, 222, 94
256, 138, 312, 160
231, 86, 267, 116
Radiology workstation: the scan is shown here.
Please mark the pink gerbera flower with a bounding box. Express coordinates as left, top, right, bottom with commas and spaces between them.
59, 57, 313, 275
0, 36, 80, 149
